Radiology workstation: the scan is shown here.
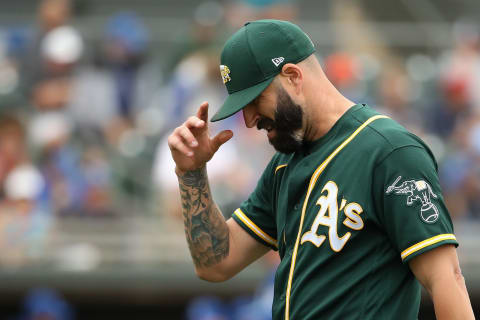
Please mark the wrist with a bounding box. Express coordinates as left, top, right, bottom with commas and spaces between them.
175, 166, 187, 177
175, 166, 206, 177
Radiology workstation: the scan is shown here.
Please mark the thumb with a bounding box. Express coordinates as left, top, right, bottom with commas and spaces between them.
211, 130, 234, 152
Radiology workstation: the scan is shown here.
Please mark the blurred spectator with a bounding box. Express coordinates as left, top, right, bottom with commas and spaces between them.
28, 11, 161, 211
67, 12, 161, 147
230, 251, 278, 320
0, 164, 51, 267
167, 1, 225, 75
428, 22, 479, 139
30, 112, 113, 217
0, 32, 23, 111
439, 116, 480, 220
449, 20, 480, 112
375, 65, 423, 135
31, 25, 84, 112
323, 52, 372, 103
16, 288, 74, 320
24, 0, 77, 88
186, 296, 230, 320
185, 251, 279, 320
38, 0, 71, 33
102, 12, 151, 120
427, 20, 480, 220
0, 115, 27, 193
427, 75, 472, 140
0, 115, 51, 266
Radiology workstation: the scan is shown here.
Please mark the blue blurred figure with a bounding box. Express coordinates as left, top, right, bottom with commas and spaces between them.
230, 270, 275, 320
104, 12, 149, 119
186, 296, 230, 320
15, 288, 74, 320
185, 253, 278, 320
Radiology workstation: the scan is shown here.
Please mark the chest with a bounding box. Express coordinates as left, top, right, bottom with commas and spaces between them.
273, 145, 377, 258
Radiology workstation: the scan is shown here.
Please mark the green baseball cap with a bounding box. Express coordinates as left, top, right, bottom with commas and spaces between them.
211, 19, 316, 122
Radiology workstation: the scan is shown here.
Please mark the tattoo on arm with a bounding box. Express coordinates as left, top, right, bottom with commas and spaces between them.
178, 167, 229, 268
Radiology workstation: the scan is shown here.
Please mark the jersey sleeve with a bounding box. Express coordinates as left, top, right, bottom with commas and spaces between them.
232, 159, 278, 250
372, 145, 458, 263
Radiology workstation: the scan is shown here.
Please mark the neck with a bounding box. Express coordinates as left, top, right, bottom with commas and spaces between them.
304, 83, 354, 141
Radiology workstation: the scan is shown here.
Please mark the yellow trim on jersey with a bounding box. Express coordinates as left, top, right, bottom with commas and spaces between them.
285, 115, 389, 320
401, 234, 457, 260
275, 164, 288, 174
234, 208, 278, 248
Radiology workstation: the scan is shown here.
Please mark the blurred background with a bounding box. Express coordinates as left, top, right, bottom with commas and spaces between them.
0, 0, 479, 319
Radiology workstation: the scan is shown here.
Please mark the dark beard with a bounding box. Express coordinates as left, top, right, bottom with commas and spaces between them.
256, 87, 304, 154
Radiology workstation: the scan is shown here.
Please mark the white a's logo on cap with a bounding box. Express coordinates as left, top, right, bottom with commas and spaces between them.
272, 57, 284, 67
220, 65, 231, 84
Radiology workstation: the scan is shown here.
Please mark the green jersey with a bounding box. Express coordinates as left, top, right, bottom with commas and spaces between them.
232, 104, 458, 320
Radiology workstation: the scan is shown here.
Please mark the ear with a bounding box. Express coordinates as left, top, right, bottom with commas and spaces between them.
280, 63, 303, 95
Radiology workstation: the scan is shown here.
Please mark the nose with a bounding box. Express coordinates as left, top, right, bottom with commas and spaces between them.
242, 104, 259, 128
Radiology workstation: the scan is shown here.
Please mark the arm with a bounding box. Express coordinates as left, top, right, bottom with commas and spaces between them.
408, 244, 475, 320
169, 102, 270, 282
177, 167, 270, 281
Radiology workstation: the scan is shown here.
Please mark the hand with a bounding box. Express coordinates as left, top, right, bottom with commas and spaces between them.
168, 102, 233, 174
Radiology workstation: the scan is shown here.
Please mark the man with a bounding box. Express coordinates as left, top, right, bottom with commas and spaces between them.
168, 20, 474, 319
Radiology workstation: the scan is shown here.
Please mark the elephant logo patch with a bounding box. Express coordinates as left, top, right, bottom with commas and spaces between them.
386, 176, 439, 224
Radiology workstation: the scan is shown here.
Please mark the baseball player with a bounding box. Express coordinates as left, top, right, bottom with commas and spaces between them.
168, 20, 474, 319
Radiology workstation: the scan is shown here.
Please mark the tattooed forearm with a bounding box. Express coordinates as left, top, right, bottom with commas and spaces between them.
178, 167, 229, 268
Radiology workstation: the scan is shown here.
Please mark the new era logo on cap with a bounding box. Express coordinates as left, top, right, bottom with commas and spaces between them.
272, 57, 284, 67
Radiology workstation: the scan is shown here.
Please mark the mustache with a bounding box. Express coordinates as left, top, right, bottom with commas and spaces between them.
257, 117, 275, 131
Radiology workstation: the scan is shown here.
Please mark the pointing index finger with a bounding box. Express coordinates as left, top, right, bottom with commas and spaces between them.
197, 102, 209, 122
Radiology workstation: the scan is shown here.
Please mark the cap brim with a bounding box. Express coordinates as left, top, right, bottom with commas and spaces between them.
211, 77, 275, 122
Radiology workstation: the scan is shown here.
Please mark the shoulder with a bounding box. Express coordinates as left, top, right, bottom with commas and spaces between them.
350, 104, 435, 164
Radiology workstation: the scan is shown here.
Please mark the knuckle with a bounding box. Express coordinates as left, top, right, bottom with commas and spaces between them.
183, 130, 194, 139
174, 126, 183, 134
179, 128, 190, 138
183, 127, 195, 138
179, 125, 188, 134
168, 135, 180, 147
187, 116, 197, 123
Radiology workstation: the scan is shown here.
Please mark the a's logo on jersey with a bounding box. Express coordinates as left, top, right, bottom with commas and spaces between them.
220, 65, 231, 84
386, 176, 439, 223
301, 181, 364, 252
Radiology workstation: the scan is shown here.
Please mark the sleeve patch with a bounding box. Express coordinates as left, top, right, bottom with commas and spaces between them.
234, 208, 278, 248
400, 234, 457, 260
386, 175, 440, 224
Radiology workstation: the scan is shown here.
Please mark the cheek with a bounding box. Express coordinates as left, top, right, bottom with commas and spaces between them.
259, 103, 277, 121
243, 102, 276, 124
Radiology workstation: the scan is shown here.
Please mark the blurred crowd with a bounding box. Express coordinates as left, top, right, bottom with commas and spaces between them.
0, 0, 479, 261
0, 0, 479, 318
0, 0, 478, 252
